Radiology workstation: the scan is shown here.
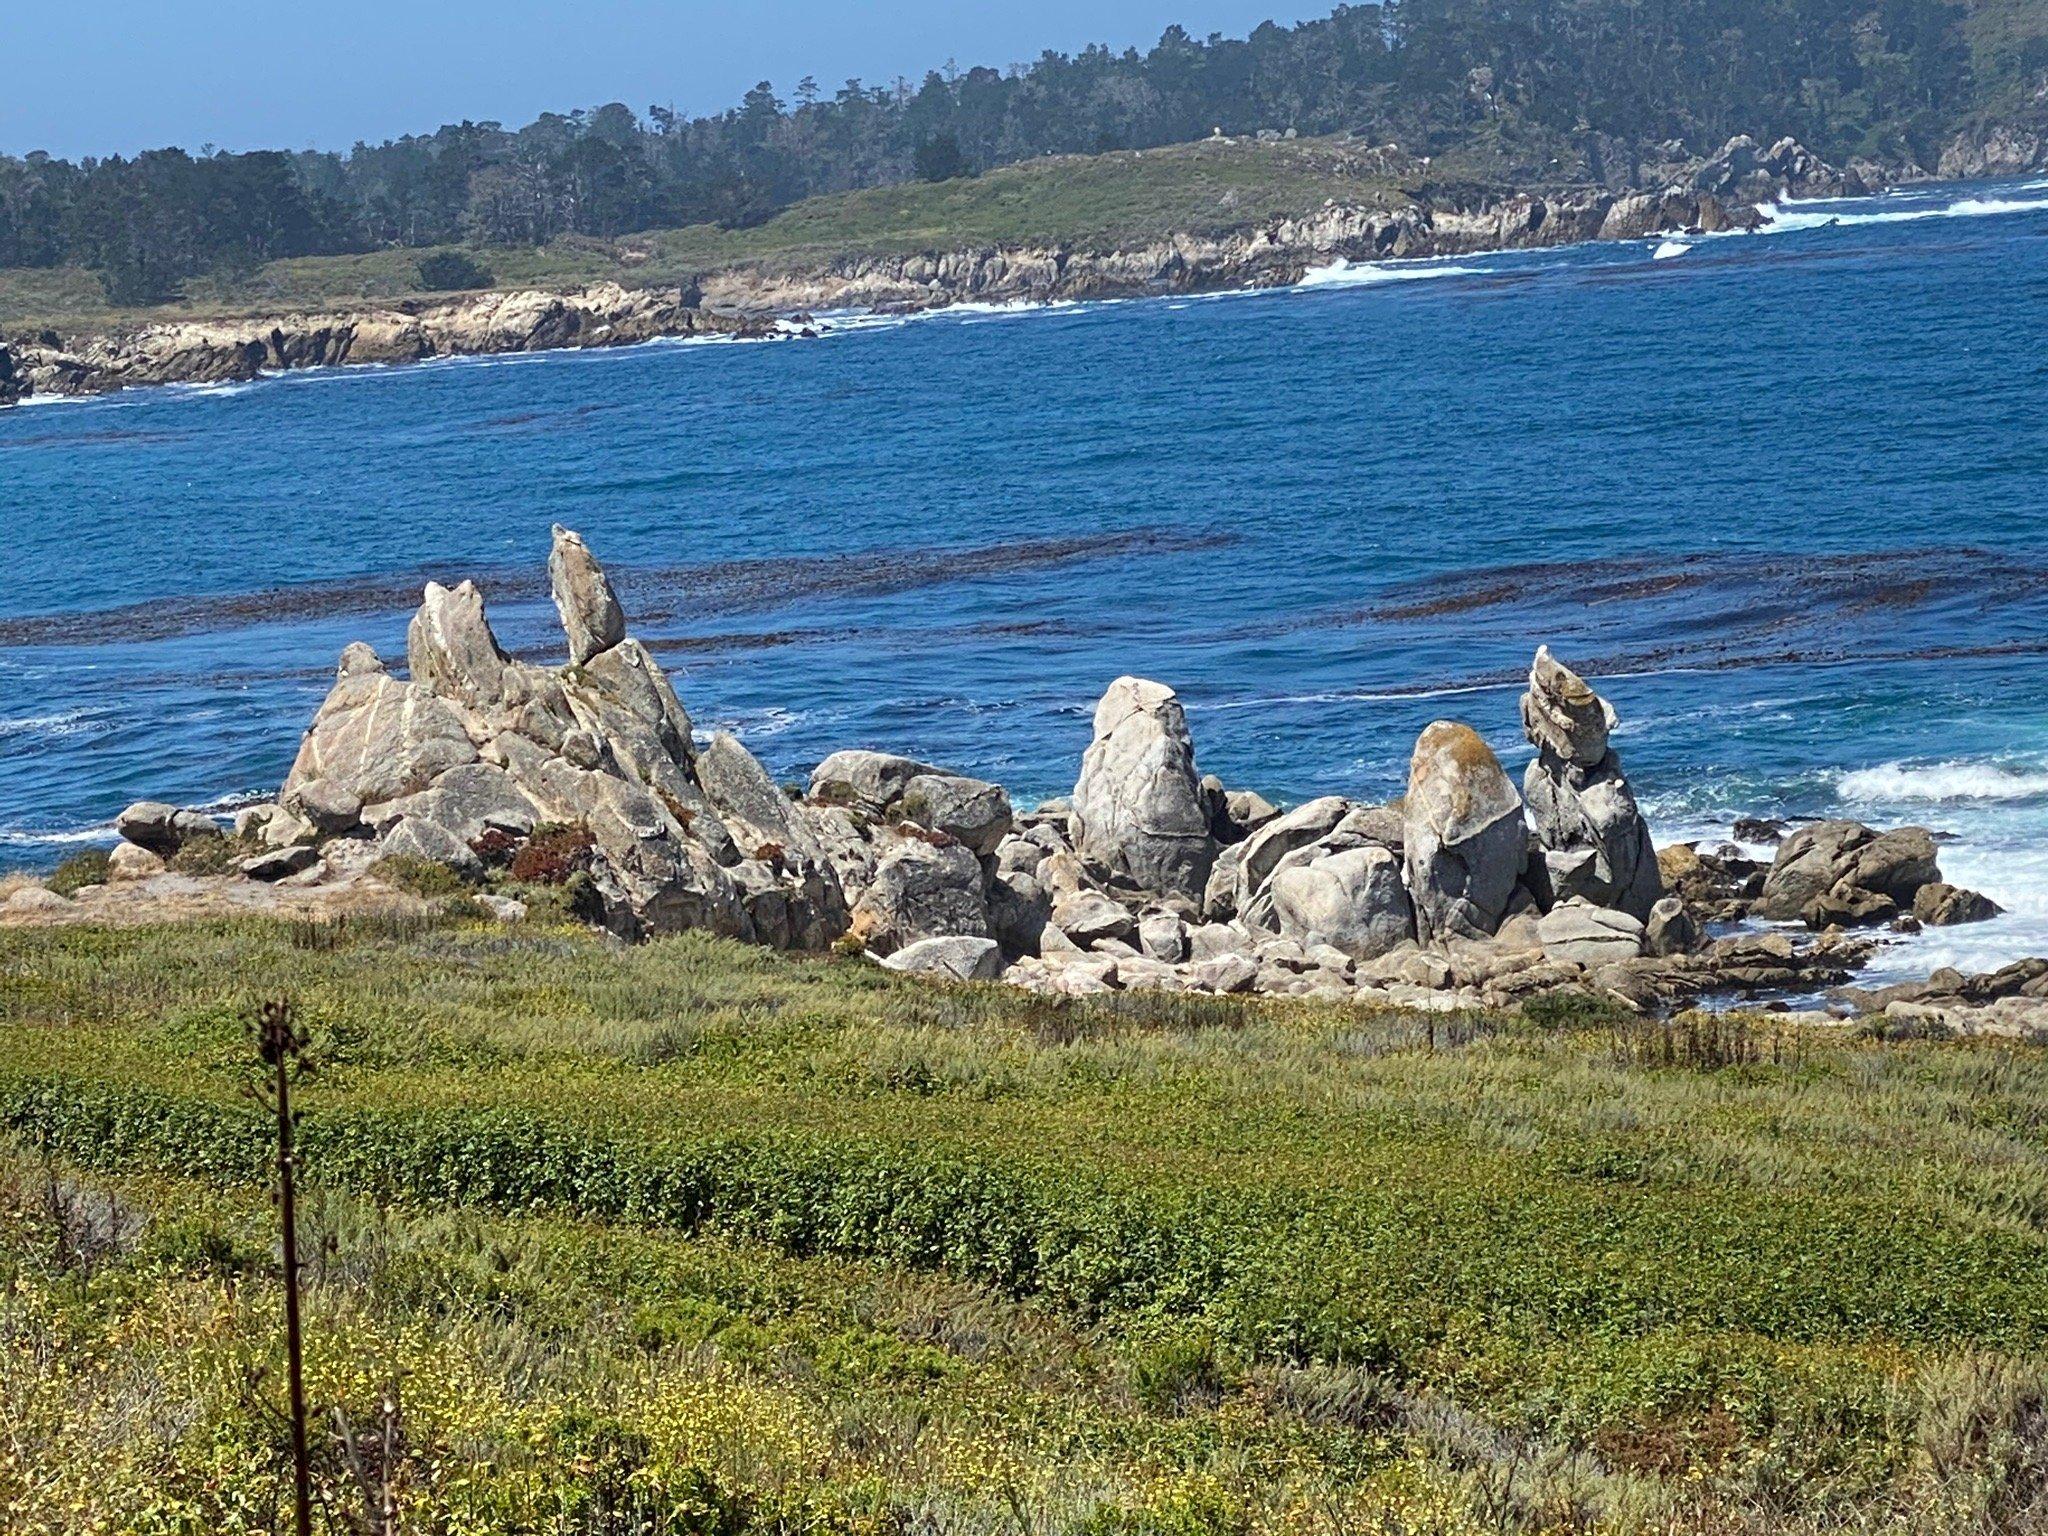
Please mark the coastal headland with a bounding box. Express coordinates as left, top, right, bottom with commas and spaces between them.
5, 129, 2036, 407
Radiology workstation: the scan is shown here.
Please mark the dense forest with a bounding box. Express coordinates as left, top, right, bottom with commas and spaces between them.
2, 0, 2040, 303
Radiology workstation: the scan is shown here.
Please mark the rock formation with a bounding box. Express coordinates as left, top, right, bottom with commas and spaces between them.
265, 525, 845, 945
1757, 821, 1944, 928
64, 539, 2014, 1021
1404, 722, 1527, 944
1070, 676, 1219, 901
1520, 647, 1663, 920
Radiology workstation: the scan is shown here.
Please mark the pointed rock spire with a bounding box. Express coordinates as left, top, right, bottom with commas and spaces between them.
406, 579, 511, 707
549, 524, 626, 665
1519, 647, 1662, 919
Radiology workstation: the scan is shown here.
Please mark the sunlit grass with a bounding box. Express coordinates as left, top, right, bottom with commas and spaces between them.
7, 914, 2048, 1529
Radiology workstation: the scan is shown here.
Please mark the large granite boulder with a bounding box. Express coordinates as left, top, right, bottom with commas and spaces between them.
1756, 821, 1941, 922
850, 837, 991, 953
1404, 721, 1526, 945
1264, 845, 1414, 960
548, 523, 626, 664
1070, 677, 1218, 901
1519, 648, 1662, 920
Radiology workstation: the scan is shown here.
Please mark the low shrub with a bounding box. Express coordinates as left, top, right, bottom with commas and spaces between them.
510, 824, 595, 885
415, 249, 492, 290
166, 830, 260, 875
45, 848, 110, 895
369, 855, 471, 898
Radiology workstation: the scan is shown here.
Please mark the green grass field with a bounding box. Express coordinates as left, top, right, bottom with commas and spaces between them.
6, 911, 2048, 1532
0, 136, 1420, 334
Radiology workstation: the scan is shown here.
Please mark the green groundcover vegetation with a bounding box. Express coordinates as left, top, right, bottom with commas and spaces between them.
5, 911, 2048, 1532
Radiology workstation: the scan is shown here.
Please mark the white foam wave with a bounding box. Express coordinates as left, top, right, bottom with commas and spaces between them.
1758, 190, 2048, 233
1297, 258, 1491, 289
1652, 239, 1692, 260
1188, 678, 1521, 712
0, 710, 108, 742
0, 824, 112, 848
1836, 760, 2048, 804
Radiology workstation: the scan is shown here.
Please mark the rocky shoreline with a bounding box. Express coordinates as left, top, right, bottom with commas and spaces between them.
7, 130, 2035, 409
6, 524, 2035, 1039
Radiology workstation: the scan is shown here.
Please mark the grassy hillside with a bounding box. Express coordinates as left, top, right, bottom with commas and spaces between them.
6, 912, 2048, 1532
0, 136, 1411, 334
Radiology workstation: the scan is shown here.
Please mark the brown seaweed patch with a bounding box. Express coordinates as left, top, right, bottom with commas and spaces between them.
0, 530, 1227, 649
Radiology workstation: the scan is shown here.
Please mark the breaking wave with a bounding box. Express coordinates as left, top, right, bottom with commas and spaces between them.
1836, 760, 2048, 804
1758, 188, 2048, 234
1297, 258, 1492, 288
0, 710, 109, 743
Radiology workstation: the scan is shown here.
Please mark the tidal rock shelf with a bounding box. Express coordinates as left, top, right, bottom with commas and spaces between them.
5, 526, 2025, 1033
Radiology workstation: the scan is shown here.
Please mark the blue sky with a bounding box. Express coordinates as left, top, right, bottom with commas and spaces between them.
4, 2, 1323, 159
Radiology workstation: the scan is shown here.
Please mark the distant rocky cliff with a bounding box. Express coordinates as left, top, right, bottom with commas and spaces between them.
2, 130, 2037, 407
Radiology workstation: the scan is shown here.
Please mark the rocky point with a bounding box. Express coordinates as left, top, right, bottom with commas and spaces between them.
2, 525, 2021, 1029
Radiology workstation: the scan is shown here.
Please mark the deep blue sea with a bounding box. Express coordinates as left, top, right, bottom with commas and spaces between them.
5, 175, 2047, 982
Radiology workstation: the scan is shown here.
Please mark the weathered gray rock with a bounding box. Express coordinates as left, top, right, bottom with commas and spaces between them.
241, 844, 321, 882
1404, 722, 1525, 945
107, 843, 166, 882
850, 838, 990, 953
115, 801, 214, 856
549, 524, 626, 665
285, 670, 478, 807
1222, 788, 1282, 837
1519, 650, 1662, 920
1520, 646, 1613, 767
3, 886, 73, 913
1230, 797, 1352, 914
1049, 889, 1139, 949
1187, 921, 1252, 962
809, 750, 1012, 854
900, 774, 1012, 856
1913, 882, 2003, 927
1138, 912, 1190, 963
286, 778, 363, 836
811, 750, 934, 815
1538, 899, 1646, 966
1188, 951, 1259, 993
407, 580, 512, 707
379, 816, 484, 878
879, 934, 1004, 982
1265, 845, 1415, 960
367, 762, 532, 847
1758, 821, 1941, 921
265, 527, 847, 950
988, 869, 1051, 956
1644, 895, 1700, 957
1070, 676, 1217, 901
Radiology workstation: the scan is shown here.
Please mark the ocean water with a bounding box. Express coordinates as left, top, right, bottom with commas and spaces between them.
4, 174, 2046, 984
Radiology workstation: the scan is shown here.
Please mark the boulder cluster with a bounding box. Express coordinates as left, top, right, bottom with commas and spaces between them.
78, 528, 2005, 1016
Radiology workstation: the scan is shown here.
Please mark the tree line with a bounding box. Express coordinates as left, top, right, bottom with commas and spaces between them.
0, 0, 2034, 304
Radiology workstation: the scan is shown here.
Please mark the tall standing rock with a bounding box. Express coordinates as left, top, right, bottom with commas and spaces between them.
1519, 647, 1661, 920
549, 523, 626, 664
1404, 721, 1526, 945
1070, 676, 1218, 901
